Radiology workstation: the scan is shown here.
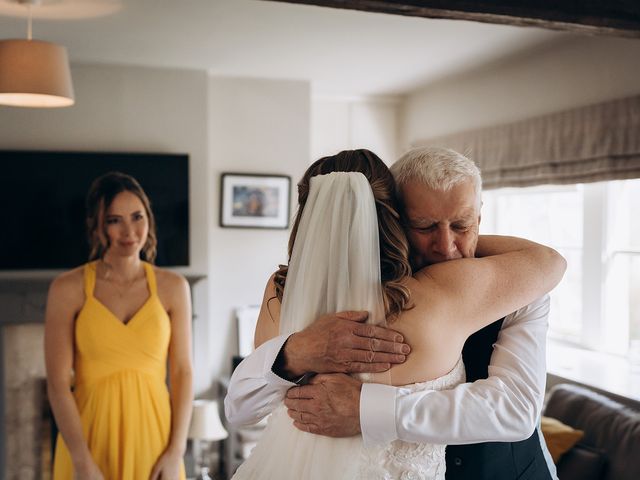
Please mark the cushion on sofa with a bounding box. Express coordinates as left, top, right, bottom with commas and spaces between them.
540, 415, 584, 462
544, 383, 640, 480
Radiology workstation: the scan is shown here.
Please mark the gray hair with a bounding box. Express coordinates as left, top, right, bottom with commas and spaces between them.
390, 146, 482, 209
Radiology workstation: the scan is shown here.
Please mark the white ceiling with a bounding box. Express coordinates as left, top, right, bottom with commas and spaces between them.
0, 0, 571, 96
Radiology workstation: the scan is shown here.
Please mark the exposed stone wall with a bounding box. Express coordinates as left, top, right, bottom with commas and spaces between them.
3, 323, 49, 480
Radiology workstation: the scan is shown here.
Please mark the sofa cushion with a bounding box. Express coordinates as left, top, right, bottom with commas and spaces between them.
540, 415, 584, 463
544, 383, 640, 480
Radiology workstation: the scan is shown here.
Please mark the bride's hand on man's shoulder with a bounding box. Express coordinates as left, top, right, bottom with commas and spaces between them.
284, 311, 411, 377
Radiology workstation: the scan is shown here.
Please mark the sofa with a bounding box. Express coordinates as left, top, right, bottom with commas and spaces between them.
543, 383, 640, 480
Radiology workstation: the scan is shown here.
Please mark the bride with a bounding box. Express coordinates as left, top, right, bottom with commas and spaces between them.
229, 149, 565, 479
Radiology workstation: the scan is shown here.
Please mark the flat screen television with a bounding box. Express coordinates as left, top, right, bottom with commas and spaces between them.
1, 150, 189, 270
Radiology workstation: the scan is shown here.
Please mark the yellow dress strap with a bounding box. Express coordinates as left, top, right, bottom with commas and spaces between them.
143, 262, 158, 296
84, 261, 97, 298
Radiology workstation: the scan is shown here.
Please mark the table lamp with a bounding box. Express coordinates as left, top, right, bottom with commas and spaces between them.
188, 399, 229, 480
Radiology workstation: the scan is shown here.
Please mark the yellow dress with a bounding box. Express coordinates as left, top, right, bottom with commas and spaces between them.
53, 261, 186, 480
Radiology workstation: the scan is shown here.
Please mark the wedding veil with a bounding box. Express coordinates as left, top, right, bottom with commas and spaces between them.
231, 171, 390, 480
280, 171, 386, 336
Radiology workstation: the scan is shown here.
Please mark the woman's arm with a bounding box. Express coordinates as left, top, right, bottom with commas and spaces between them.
254, 274, 281, 349
418, 235, 566, 337
44, 271, 104, 479
475, 234, 552, 259
151, 272, 193, 480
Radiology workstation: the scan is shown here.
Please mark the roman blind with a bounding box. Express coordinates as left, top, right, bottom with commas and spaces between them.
416, 95, 640, 189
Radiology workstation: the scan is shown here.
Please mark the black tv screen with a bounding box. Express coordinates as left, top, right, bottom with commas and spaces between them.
1, 150, 189, 270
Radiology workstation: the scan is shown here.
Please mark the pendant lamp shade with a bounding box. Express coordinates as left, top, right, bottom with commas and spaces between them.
0, 39, 74, 108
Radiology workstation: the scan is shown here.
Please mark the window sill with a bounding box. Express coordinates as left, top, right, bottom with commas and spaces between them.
546, 339, 640, 406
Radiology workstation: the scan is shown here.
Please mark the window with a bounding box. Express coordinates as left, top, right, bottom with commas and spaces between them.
481, 179, 640, 356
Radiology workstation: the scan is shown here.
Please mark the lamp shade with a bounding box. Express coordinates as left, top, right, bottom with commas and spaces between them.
0, 39, 74, 107
189, 400, 228, 441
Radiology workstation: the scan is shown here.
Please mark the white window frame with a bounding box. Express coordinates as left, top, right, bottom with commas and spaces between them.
482, 180, 640, 357
582, 182, 605, 350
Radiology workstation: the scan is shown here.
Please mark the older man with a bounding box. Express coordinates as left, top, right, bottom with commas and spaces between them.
225, 147, 556, 480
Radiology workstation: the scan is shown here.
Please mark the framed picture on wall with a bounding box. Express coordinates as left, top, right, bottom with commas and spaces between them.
220, 173, 291, 229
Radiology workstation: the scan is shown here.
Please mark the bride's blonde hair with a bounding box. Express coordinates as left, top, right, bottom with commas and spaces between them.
274, 149, 412, 319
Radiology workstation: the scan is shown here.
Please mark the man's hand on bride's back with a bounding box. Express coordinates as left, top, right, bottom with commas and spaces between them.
285, 373, 362, 437
282, 311, 410, 377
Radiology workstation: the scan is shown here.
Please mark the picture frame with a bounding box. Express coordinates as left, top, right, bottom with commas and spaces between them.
220, 173, 291, 229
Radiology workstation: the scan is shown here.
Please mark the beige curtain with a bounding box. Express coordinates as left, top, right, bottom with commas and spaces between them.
416, 95, 640, 189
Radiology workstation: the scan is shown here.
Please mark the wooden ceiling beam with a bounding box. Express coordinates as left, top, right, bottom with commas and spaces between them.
268, 1, 640, 37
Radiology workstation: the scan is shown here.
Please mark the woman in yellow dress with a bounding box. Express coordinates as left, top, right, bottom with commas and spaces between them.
45, 172, 193, 480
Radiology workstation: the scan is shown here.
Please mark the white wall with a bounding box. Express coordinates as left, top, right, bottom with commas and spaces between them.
205, 77, 310, 391
311, 96, 400, 165
400, 35, 640, 148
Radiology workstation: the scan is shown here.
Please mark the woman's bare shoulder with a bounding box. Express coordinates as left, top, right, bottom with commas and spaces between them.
410, 262, 462, 299
153, 266, 187, 286
394, 272, 448, 327
405, 271, 438, 302
47, 266, 85, 309
266, 272, 277, 292
153, 266, 189, 302
50, 266, 84, 292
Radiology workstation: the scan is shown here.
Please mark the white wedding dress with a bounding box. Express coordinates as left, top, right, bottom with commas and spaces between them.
357, 358, 465, 480
231, 172, 465, 480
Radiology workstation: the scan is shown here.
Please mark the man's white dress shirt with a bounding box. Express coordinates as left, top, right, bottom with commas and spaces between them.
224, 295, 556, 477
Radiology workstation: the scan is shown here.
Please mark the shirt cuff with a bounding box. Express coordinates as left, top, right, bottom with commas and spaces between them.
360, 382, 398, 448
262, 334, 298, 387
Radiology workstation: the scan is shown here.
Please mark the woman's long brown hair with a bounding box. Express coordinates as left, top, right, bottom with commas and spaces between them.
85, 171, 158, 263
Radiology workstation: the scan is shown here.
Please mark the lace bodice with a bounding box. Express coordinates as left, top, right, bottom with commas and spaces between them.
357, 357, 466, 480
